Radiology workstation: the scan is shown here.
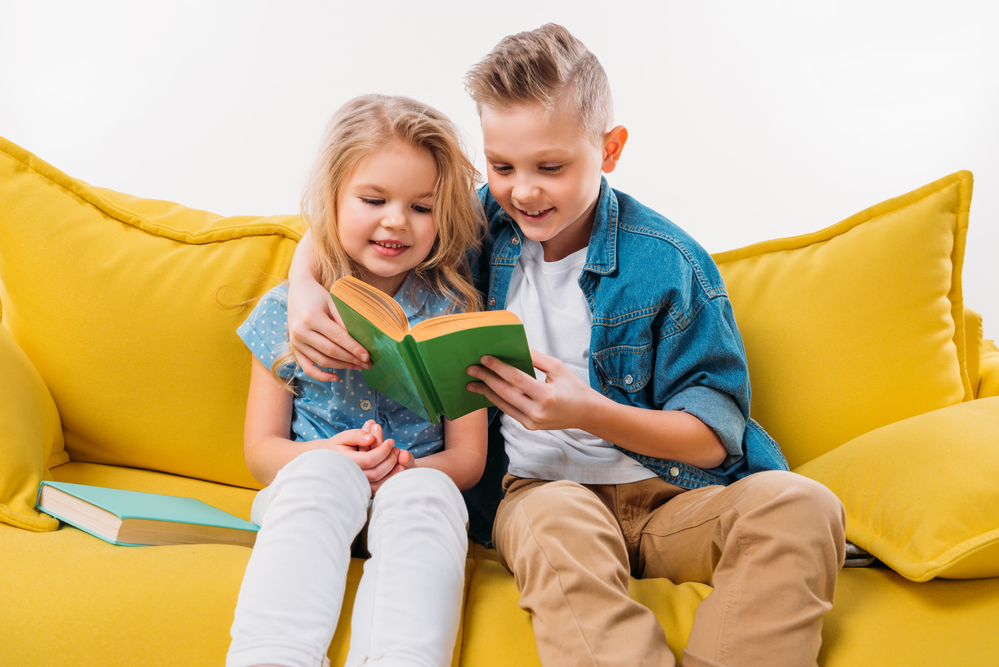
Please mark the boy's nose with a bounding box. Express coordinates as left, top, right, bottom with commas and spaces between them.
512, 177, 540, 204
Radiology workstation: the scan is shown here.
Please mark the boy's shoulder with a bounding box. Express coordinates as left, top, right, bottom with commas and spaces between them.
610, 186, 707, 257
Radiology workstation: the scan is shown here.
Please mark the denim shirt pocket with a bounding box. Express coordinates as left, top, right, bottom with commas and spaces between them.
592, 342, 653, 397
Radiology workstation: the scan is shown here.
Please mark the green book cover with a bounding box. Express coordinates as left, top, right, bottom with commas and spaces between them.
36, 481, 258, 547
330, 278, 535, 424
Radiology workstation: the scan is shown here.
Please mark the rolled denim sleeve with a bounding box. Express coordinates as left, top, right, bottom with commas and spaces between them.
664, 384, 745, 460
655, 294, 752, 461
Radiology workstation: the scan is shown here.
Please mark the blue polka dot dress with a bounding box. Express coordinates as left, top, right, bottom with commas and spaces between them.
237, 276, 454, 458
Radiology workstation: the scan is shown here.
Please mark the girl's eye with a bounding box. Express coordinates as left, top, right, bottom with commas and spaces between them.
540, 165, 563, 174
361, 198, 385, 206
491, 164, 512, 174
412, 204, 433, 214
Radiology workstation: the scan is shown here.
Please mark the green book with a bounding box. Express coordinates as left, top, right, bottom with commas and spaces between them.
330, 275, 535, 424
36, 481, 258, 547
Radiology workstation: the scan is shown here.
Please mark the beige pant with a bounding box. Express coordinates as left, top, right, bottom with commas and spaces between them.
493, 470, 846, 667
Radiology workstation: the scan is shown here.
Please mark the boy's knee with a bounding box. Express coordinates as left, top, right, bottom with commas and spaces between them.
740, 471, 846, 546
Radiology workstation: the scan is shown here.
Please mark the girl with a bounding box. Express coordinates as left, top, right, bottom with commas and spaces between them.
227, 95, 488, 667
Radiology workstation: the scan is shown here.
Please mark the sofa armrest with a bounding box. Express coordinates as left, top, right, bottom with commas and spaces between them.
980, 338, 999, 399
0, 324, 65, 531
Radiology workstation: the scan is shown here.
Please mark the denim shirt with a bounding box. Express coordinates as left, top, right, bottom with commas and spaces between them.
472, 178, 788, 491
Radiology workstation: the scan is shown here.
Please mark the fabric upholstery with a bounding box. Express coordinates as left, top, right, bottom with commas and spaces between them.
0, 136, 303, 489
795, 398, 999, 581
0, 325, 65, 531
713, 171, 973, 468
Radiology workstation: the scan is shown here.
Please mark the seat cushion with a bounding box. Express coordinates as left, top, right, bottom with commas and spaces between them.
819, 567, 999, 666
713, 171, 973, 468
0, 136, 303, 488
1, 462, 469, 667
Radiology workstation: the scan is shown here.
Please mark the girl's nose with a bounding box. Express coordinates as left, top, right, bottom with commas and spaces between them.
381, 206, 407, 229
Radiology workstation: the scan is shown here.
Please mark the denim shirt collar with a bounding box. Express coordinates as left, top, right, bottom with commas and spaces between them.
582, 176, 618, 276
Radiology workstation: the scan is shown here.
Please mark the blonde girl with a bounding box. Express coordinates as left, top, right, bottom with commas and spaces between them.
227, 95, 488, 667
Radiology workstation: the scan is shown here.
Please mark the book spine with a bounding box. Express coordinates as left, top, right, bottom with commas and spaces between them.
402, 335, 445, 422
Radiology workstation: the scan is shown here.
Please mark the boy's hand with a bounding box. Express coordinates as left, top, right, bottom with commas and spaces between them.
287, 275, 371, 382
467, 350, 599, 432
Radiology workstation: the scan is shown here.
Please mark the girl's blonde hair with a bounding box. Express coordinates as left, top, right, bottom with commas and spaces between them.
303, 94, 484, 314
273, 95, 485, 387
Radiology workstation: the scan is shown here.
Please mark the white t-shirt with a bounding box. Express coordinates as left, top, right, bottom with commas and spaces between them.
500, 238, 656, 484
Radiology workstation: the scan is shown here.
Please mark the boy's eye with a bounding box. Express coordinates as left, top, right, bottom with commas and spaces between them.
361, 197, 385, 206
540, 165, 563, 174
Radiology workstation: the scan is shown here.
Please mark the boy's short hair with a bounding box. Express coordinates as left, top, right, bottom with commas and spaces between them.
464, 23, 613, 140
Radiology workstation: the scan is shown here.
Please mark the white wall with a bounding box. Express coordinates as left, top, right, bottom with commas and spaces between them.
2, 0, 996, 331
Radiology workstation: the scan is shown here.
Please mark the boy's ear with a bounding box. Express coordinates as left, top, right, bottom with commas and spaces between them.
601, 125, 628, 174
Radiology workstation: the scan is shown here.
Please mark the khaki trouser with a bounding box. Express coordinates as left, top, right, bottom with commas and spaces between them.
493, 470, 845, 667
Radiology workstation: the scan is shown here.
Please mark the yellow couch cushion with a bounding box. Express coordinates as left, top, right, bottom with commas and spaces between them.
795, 398, 999, 581
820, 567, 999, 666
2, 462, 468, 667
0, 324, 67, 531
0, 136, 303, 488
713, 171, 973, 468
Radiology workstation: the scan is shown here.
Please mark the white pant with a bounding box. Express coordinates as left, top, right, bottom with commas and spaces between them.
227, 449, 469, 667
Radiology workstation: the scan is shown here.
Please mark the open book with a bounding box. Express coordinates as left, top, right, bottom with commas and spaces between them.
36, 481, 258, 547
330, 275, 535, 423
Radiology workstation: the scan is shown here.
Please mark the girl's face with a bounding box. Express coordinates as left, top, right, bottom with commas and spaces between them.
336, 139, 439, 296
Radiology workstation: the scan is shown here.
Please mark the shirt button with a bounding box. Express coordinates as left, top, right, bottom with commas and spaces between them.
360, 399, 372, 411
669, 466, 680, 477
488, 297, 496, 307
624, 374, 634, 385
511, 237, 520, 245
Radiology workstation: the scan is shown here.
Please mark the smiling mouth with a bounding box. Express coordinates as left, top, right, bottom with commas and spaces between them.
372, 240, 408, 249
519, 208, 553, 219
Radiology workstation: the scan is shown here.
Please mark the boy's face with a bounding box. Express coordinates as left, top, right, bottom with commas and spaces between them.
481, 102, 623, 262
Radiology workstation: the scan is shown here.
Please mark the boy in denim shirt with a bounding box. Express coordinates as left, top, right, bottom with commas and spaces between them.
288, 24, 846, 667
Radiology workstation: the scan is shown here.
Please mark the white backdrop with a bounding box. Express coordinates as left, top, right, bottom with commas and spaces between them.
2, 0, 996, 331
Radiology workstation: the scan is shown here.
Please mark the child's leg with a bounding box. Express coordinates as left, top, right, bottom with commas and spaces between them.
345, 468, 469, 667
492, 476, 675, 667
227, 449, 371, 667
637, 470, 846, 667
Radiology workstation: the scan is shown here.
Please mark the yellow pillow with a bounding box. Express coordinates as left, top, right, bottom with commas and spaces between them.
713, 171, 973, 469
795, 398, 999, 581
0, 325, 65, 531
0, 136, 302, 489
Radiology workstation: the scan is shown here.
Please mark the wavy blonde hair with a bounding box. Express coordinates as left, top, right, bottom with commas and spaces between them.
304, 94, 484, 312
273, 95, 485, 386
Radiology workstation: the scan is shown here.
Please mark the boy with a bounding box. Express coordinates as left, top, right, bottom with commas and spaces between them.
287, 24, 845, 667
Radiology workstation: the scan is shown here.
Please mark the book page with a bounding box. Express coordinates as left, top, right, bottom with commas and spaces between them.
331, 276, 408, 335
409, 310, 522, 342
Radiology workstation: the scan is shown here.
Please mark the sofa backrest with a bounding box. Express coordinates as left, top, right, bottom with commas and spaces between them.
0, 136, 301, 489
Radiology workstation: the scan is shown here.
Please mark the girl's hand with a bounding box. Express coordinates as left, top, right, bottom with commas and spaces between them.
287, 268, 371, 382
335, 421, 410, 493
466, 350, 600, 432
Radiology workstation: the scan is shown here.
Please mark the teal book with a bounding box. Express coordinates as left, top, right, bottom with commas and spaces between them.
36, 481, 258, 547
330, 275, 535, 424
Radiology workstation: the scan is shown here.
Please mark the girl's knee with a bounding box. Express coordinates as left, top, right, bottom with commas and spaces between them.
272, 448, 369, 502
375, 468, 467, 522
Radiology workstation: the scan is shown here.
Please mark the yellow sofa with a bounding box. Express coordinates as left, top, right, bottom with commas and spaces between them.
2, 134, 998, 666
